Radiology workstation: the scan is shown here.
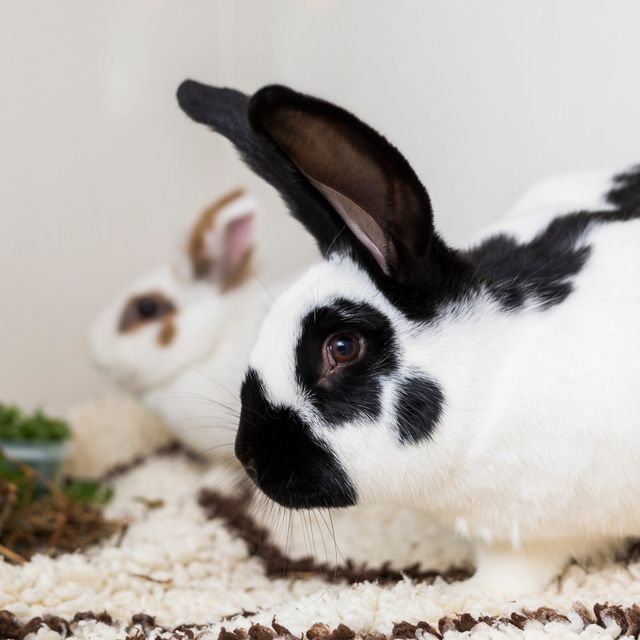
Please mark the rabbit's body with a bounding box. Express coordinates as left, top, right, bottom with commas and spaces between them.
408, 173, 640, 539
478, 168, 619, 241
252, 166, 640, 593
178, 80, 640, 595
138, 280, 269, 454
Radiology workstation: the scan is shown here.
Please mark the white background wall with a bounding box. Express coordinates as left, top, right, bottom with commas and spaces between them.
2, 0, 640, 411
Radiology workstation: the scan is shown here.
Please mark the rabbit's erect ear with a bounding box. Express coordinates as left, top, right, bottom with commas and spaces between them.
188, 189, 256, 291
249, 86, 444, 281
177, 81, 345, 255
178, 80, 469, 297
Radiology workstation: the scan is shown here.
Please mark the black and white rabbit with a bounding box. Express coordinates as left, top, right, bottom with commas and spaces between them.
177, 80, 640, 595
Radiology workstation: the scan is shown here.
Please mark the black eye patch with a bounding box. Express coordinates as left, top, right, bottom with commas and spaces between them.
295, 299, 446, 442
295, 299, 398, 425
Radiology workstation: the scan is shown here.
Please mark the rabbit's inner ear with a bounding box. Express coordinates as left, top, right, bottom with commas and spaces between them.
188, 189, 256, 290
251, 89, 434, 279
305, 176, 394, 275
218, 212, 255, 291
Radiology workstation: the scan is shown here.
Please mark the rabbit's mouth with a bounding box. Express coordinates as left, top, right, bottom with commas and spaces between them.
256, 481, 355, 510
235, 369, 357, 510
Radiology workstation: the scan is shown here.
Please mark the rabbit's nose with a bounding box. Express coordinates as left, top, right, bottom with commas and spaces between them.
234, 417, 258, 481
237, 446, 257, 482
244, 459, 257, 482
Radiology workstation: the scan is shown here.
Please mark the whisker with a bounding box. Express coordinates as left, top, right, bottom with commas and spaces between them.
320, 508, 345, 565
149, 356, 241, 401
250, 268, 275, 304
307, 510, 320, 564
195, 442, 235, 457
171, 417, 238, 429
155, 392, 241, 418
298, 510, 310, 558
190, 454, 241, 492
323, 225, 347, 260
312, 509, 329, 565
284, 509, 293, 581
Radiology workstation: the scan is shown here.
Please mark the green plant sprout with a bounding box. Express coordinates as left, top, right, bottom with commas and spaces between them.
0, 403, 71, 442
62, 479, 114, 505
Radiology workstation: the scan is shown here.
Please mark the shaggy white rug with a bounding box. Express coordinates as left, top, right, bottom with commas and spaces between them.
2, 395, 640, 640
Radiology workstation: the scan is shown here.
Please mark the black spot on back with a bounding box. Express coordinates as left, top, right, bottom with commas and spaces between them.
467, 165, 640, 310
395, 374, 444, 444
468, 219, 592, 309
607, 164, 640, 211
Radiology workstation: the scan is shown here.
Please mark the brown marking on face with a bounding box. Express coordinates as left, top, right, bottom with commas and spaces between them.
118, 291, 177, 334
157, 316, 177, 347
188, 188, 246, 279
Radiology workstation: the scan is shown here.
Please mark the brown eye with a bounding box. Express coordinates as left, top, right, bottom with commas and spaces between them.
119, 292, 176, 333
325, 333, 363, 367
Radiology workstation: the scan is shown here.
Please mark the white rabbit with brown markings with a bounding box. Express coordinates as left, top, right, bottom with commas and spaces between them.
91, 189, 304, 457
177, 79, 640, 595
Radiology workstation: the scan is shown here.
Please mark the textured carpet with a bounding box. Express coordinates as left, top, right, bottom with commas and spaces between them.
2, 396, 640, 639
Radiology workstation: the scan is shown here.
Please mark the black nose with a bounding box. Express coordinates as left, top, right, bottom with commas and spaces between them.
243, 458, 257, 482
235, 369, 357, 509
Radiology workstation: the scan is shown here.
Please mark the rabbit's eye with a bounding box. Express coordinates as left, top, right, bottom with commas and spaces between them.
325, 333, 363, 368
119, 292, 176, 333
137, 298, 159, 318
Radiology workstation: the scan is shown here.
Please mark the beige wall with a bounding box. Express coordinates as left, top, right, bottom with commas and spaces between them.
2, 0, 640, 411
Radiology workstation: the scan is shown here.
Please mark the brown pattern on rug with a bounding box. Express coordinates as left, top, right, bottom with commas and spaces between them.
99, 440, 204, 484
99, 443, 473, 589
198, 487, 472, 586
5, 445, 640, 639
3, 604, 640, 639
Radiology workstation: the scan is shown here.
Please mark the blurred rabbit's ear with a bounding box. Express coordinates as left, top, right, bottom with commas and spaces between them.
188, 189, 256, 290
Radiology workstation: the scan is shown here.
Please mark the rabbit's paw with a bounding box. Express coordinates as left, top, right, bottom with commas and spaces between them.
460, 540, 571, 599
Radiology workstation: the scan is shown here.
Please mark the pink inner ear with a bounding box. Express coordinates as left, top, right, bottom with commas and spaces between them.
221, 213, 255, 279
307, 177, 391, 275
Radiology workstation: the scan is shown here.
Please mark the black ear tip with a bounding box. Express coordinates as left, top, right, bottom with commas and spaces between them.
176, 79, 213, 121
253, 84, 297, 105
177, 79, 201, 111
249, 84, 301, 130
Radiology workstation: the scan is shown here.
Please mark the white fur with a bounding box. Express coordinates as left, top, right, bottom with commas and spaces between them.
471, 168, 617, 245
248, 166, 640, 596
90, 194, 308, 457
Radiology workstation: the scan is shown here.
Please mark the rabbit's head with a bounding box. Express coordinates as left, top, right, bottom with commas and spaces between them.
178, 82, 479, 510
91, 189, 257, 392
